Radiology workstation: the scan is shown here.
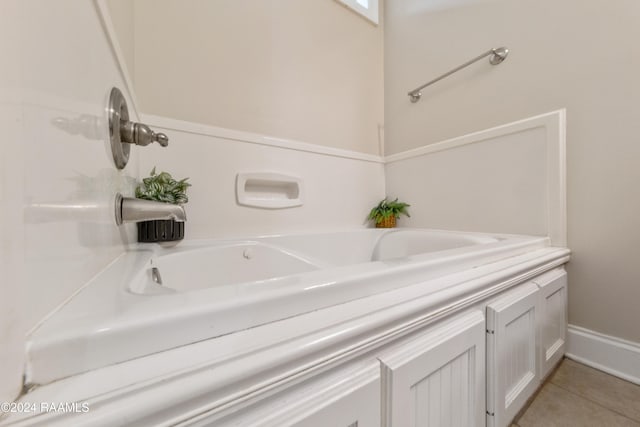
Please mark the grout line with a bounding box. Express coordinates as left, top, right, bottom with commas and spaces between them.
563, 354, 640, 387
549, 375, 640, 423
549, 382, 640, 424
514, 357, 640, 426
518, 358, 640, 426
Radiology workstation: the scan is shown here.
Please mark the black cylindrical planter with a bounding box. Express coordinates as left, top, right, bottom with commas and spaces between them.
137, 220, 185, 243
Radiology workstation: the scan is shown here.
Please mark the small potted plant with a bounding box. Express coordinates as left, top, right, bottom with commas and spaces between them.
135, 167, 191, 242
368, 198, 410, 228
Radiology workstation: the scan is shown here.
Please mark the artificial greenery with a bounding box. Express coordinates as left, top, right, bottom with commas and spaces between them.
135, 167, 191, 204
367, 198, 410, 223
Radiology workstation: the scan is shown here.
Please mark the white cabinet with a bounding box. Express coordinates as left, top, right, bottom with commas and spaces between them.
188, 270, 567, 427
486, 282, 540, 427
534, 268, 568, 379
207, 362, 380, 427
378, 311, 486, 427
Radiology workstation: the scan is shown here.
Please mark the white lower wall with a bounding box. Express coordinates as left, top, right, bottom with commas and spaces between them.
0, 1, 139, 403
0, 2, 24, 402
139, 116, 386, 239
384, 110, 566, 245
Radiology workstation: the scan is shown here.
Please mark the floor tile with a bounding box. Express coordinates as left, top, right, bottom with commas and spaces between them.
550, 359, 640, 422
517, 383, 640, 427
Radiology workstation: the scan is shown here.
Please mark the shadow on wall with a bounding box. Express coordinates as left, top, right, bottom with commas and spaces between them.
24, 168, 136, 248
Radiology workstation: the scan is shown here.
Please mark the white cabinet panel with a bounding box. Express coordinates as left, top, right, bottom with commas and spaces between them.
486, 282, 540, 427
379, 311, 486, 427
534, 268, 568, 379
205, 361, 380, 427
288, 370, 380, 427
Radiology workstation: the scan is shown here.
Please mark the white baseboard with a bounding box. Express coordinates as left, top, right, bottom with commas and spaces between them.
566, 324, 640, 385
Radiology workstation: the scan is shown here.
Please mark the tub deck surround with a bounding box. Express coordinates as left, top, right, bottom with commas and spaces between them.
25, 229, 548, 385
8, 242, 568, 426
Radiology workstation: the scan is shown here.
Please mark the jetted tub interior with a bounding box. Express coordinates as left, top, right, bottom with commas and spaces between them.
134, 229, 502, 294
27, 228, 549, 384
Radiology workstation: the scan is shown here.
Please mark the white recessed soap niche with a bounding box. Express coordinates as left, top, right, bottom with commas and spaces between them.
236, 172, 304, 209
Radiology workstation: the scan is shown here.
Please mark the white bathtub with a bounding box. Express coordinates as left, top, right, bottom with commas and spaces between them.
27, 228, 549, 384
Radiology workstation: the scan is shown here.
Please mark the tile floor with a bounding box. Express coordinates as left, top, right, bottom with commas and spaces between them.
513, 359, 640, 426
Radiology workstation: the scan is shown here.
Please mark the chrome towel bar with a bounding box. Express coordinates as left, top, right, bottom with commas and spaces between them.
408, 47, 509, 103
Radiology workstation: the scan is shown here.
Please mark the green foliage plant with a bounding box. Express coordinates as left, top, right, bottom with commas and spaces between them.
367, 198, 410, 223
135, 167, 191, 205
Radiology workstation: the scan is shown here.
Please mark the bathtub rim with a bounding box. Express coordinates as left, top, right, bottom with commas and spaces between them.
26, 228, 552, 388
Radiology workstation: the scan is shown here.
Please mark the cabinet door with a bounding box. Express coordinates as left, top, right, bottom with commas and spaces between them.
378, 311, 486, 427
486, 282, 539, 427
288, 367, 380, 427
534, 268, 568, 379
205, 361, 380, 427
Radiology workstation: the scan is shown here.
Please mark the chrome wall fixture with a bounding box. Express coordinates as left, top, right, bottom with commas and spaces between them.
108, 87, 169, 169
114, 193, 186, 225
408, 47, 509, 103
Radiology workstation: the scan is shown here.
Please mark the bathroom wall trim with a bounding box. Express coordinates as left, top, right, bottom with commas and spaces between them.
566, 324, 640, 385
384, 110, 565, 164
141, 113, 385, 163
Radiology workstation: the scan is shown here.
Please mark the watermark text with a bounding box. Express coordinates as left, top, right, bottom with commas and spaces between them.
1, 401, 89, 414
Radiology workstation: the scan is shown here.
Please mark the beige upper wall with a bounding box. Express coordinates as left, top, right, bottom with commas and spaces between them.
385, 0, 640, 342
126, 0, 384, 155
106, 0, 135, 83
